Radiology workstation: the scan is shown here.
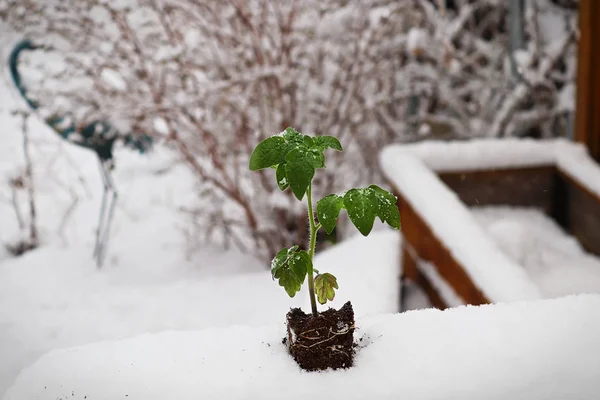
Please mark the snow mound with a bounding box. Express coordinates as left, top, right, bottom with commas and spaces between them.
0, 229, 400, 396
5, 294, 600, 400
313, 230, 400, 316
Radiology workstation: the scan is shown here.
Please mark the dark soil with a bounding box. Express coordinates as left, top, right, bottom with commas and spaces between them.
286, 301, 355, 371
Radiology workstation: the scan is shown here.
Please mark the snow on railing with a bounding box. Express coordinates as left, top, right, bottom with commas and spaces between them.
382, 138, 600, 198
4, 294, 600, 400
379, 138, 600, 303
380, 147, 541, 303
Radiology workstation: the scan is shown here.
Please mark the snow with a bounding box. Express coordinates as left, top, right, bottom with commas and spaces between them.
317, 6, 356, 39
555, 142, 600, 198
472, 206, 600, 298
313, 230, 400, 317
0, 59, 402, 395
406, 28, 428, 55
447, 58, 461, 75
558, 82, 575, 111
400, 281, 431, 311
513, 49, 533, 69
0, 135, 284, 392
5, 294, 600, 400
100, 68, 127, 91
0, 221, 401, 396
380, 150, 543, 303
152, 116, 169, 135
384, 138, 559, 172
0, 12, 587, 398
0, 71, 274, 393
406, 138, 600, 199
268, 189, 289, 210
183, 29, 201, 48
380, 138, 600, 306
536, 0, 571, 46
418, 260, 464, 307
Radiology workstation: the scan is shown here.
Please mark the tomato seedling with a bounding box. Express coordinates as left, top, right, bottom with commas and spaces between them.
250, 127, 400, 316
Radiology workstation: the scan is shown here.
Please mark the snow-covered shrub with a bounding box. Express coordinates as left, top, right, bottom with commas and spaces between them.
0, 0, 579, 261
3, 112, 39, 256
397, 0, 578, 140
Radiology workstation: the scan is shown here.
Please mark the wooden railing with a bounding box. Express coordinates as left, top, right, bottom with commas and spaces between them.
575, 0, 600, 162
395, 164, 600, 309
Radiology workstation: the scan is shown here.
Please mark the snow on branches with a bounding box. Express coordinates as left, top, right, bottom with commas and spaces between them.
0, 0, 579, 260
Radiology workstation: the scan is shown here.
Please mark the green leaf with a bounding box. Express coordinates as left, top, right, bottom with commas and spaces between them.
283, 127, 303, 145
314, 273, 338, 305
343, 188, 376, 236
317, 194, 344, 234
303, 135, 315, 147
369, 185, 401, 229
314, 136, 343, 151
271, 246, 310, 297
309, 148, 326, 169
285, 148, 316, 200
271, 247, 290, 273
249, 136, 287, 171
276, 163, 289, 191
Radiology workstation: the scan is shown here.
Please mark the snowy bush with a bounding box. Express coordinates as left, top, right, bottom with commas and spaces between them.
1, 112, 40, 256
397, 0, 578, 140
0, 0, 579, 261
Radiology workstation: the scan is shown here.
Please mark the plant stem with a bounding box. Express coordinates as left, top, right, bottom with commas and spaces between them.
306, 183, 319, 317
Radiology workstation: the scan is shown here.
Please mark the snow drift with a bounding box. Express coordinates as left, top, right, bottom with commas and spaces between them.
4, 294, 600, 400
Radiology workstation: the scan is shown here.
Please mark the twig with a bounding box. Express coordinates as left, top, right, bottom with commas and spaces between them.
10, 182, 25, 231
57, 192, 79, 245
18, 111, 39, 246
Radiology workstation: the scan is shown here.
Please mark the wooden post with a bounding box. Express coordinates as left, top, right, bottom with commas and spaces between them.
575, 0, 600, 161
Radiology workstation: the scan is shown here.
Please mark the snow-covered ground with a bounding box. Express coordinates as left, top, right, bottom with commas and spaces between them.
472, 206, 600, 298
5, 294, 600, 400
0, 227, 403, 396
0, 63, 254, 393
0, 18, 595, 397
0, 111, 401, 397
0, 60, 406, 394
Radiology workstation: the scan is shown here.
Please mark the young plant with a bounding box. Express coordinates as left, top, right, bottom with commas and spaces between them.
249, 127, 400, 316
